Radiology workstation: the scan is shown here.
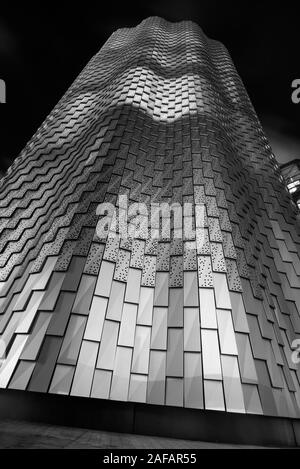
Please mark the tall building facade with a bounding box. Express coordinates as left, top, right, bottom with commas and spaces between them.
0, 17, 300, 428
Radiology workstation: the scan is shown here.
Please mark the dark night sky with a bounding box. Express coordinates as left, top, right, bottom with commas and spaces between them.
0, 1, 299, 175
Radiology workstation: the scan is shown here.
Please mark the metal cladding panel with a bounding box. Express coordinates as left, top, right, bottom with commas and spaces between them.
0, 16, 300, 418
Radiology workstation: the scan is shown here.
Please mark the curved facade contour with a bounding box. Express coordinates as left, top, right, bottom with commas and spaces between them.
0, 17, 300, 421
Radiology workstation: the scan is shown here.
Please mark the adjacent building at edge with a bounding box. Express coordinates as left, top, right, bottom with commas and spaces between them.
0, 17, 300, 445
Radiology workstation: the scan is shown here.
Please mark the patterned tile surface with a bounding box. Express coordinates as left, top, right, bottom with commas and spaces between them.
0, 17, 300, 418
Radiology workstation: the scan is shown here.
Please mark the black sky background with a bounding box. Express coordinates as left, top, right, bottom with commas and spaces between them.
0, 1, 299, 175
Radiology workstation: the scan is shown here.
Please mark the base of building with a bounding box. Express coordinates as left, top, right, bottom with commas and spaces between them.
0, 389, 299, 447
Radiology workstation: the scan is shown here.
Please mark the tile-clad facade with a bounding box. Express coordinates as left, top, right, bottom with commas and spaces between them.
0, 16, 300, 418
